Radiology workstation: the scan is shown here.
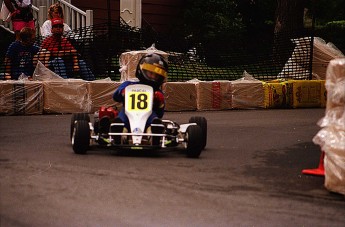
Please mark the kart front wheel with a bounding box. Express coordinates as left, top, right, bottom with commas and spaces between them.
185, 125, 203, 158
70, 113, 90, 140
72, 120, 90, 154
189, 116, 207, 149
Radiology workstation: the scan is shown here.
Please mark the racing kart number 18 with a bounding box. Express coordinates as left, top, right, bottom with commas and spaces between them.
126, 91, 152, 111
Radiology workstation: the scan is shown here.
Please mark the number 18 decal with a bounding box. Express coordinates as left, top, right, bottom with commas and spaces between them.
127, 92, 151, 111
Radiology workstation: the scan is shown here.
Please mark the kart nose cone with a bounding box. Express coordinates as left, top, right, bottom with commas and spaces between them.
132, 128, 143, 144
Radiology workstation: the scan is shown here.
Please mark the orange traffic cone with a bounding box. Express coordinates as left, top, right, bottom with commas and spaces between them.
302, 151, 325, 176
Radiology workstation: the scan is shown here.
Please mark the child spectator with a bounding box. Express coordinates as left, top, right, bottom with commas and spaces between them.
40, 2, 71, 37
4, 27, 39, 80
40, 18, 94, 80
3, 0, 35, 40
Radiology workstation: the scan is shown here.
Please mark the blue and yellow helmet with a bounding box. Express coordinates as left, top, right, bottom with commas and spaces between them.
136, 53, 168, 88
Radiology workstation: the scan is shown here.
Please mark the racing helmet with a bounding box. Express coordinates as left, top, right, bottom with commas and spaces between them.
136, 53, 168, 87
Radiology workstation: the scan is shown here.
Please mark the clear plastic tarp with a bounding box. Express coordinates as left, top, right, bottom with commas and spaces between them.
313, 58, 345, 195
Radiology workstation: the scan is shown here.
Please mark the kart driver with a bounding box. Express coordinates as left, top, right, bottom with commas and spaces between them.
112, 53, 168, 132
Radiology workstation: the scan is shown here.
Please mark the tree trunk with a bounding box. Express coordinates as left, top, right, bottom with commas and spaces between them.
273, 0, 307, 65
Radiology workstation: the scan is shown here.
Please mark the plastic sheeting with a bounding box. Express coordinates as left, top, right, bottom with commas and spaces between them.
0, 80, 43, 115
88, 79, 122, 112
162, 82, 197, 111
43, 79, 90, 114
0, 72, 329, 115
195, 80, 231, 110
231, 71, 266, 109
264, 80, 293, 108
278, 37, 344, 80
313, 58, 345, 195
119, 45, 168, 82
33, 61, 64, 81
291, 80, 323, 108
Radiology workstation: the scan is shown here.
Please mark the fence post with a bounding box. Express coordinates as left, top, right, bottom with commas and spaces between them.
309, 3, 316, 80
86, 10, 93, 27
38, 6, 47, 29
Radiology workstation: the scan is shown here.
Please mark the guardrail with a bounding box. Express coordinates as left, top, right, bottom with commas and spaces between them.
0, 0, 93, 35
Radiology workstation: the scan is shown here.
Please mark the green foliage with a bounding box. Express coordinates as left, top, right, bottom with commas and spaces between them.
182, 0, 277, 66
315, 20, 345, 53
183, 0, 245, 42
236, 0, 276, 30
325, 20, 345, 28
313, 0, 345, 25
179, 0, 344, 67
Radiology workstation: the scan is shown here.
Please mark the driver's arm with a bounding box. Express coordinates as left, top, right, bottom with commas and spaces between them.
113, 81, 132, 103
153, 90, 165, 118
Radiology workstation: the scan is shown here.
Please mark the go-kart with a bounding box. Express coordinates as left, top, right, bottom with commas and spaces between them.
70, 84, 207, 158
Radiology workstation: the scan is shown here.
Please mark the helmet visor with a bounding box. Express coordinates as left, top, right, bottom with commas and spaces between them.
140, 63, 168, 79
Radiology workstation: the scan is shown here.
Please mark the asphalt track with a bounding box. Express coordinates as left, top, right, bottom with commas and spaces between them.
0, 108, 344, 226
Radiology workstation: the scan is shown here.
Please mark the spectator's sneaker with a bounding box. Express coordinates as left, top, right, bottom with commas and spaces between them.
151, 118, 164, 146
110, 118, 124, 145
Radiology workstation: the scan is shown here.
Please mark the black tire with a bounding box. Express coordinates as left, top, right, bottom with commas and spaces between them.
185, 125, 203, 158
189, 116, 207, 149
72, 120, 90, 154
70, 113, 90, 140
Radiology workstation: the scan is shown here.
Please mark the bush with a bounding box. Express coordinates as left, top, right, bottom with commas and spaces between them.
315, 21, 345, 53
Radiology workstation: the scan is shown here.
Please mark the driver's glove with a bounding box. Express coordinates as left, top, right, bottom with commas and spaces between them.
153, 91, 165, 109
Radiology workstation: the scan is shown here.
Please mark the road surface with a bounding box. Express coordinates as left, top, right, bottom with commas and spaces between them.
0, 108, 344, 226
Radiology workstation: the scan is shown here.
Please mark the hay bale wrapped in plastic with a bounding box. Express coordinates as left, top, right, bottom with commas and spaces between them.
313, 58, 345, 195
119, 44, 168, 82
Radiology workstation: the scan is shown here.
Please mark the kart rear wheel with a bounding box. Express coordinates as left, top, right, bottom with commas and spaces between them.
185, 125, 203, 158
189, 116, 207, 149
72, 120, 90, 154
70, 113, 90, 140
